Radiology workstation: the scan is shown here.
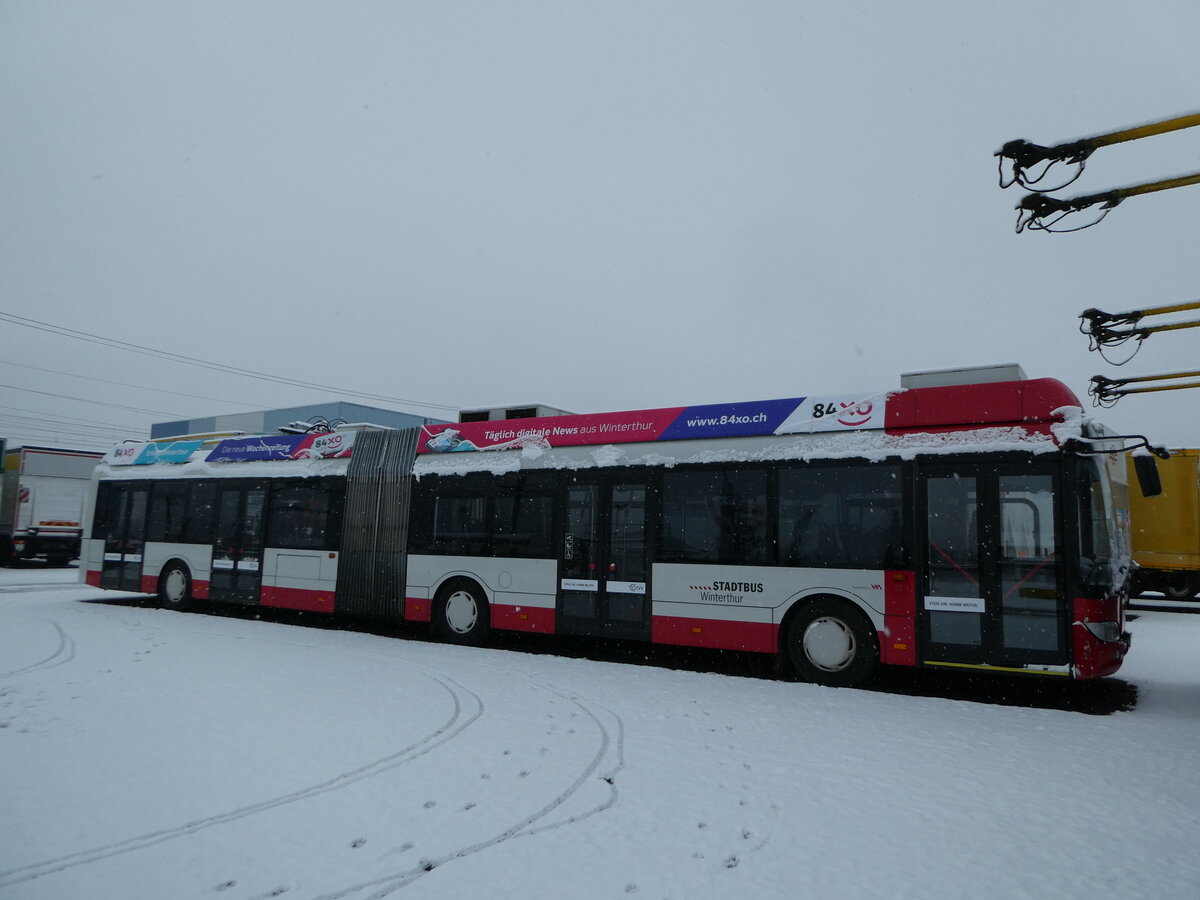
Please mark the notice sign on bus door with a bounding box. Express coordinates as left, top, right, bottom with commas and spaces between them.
924, 595, 986, 614
418, 393, 888, 454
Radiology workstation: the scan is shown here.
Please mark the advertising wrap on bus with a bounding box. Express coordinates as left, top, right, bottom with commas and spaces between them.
103, 432, 356, 466
104, 440, 210, 466
418, 393, 888, 454
207, 432, 355, 462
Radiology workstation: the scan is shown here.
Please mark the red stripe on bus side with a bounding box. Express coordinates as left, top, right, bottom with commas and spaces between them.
261, 585, 335, 614
652, 615, 777, 654
405, 602, 434, 624
491, 604, 555, 633
404, 598, 432, 622
86, 570, 101, 588
141, 575, 157, 594
882, 570, 917, 667
193, 579, 210, 600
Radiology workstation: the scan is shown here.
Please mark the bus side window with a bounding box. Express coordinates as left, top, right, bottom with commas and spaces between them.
148, 482, 189, 543
493, 491, 553, 558
779, 463, 904, 569
431, 494, 490, 556
267, 481, 334, 550
185, 481, 217, 545
93, 482, 116, 539
661, 468, 766, 564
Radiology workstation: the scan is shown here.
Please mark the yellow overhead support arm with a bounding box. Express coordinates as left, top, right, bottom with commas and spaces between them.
997, 111, 1200, 192
1015, 171, 1200, 233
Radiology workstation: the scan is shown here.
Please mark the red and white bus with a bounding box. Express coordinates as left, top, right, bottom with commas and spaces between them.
83, 365, 1147, 687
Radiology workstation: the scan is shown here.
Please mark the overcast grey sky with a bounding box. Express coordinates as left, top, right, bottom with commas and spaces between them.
2, 1, 1198, 451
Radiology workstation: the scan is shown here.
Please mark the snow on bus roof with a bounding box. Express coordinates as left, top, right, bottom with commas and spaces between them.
413, 378, 1086, 470
412, 423, 1070, 478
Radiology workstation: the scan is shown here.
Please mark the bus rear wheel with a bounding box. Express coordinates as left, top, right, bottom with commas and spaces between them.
435, 581, 491, 646
158, 562, 194, 611
785, 598, 879, 688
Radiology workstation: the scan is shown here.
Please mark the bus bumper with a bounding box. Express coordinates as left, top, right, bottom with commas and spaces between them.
1072, 596, 1130, 679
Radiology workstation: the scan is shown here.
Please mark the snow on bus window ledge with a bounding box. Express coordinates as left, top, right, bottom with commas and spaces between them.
94, 456, 350, 480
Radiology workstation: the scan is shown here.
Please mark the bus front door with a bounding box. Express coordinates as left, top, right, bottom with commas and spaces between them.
101, 483, 149, 592
209, 483, 267, 605
919, 463, 1067, 672
558, 476, 650, 640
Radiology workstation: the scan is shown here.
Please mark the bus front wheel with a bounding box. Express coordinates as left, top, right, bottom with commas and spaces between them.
435, 581, 491, 646
785, 598, 879, 688
158, 562, 194, 611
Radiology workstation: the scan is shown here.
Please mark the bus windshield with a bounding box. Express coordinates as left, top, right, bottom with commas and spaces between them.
1076, 456, 1131, 593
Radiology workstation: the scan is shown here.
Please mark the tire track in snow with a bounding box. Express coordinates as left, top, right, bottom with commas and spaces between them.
315, 673, 626, 900
0, 666, 482, 889
0, 621, 75, 679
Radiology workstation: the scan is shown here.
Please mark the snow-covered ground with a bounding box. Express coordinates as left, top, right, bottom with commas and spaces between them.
2, 566, 1197, 900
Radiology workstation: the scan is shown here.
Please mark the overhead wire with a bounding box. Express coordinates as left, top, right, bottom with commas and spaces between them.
0, 359, 264, 409
0, 413, 136, 439
0, 311, 460, 413
0, 402, 140, 431
0, 382, 184, 418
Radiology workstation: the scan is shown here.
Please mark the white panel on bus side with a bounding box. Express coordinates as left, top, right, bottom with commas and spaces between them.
143, 543, 214, 586
264, 549, 337, 591
406, 554, 557, 608
651, 563, 886, 629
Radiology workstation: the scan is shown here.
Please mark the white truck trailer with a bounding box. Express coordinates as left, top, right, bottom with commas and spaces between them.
1, 445, 103, 566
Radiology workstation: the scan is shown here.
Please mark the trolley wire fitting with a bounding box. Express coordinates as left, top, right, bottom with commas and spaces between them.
999, 111, 1200, 232
1080, 300, 1200, 364
1089, 369, 1200, 407
997, 111, 1200, 193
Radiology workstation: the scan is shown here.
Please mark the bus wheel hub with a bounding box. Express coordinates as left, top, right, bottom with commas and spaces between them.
803, 617, 856, 672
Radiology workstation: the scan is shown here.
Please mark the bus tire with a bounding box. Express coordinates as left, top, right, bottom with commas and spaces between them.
1163, 572, 1198, 601
784, 597, 879, 688
434, 580, 491, 646
158, 562, 195, 611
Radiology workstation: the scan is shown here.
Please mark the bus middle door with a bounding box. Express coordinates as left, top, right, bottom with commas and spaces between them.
558, 475, 650, 640
210, 482, 267, 605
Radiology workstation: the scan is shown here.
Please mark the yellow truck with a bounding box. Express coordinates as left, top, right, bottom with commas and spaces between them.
1129, 449, 1200, 599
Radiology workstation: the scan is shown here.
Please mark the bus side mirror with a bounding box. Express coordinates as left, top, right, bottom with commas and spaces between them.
1133, 453, 1162, 498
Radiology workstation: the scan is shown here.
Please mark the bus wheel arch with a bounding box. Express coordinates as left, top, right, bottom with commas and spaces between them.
434, 577, 491, 646
780, 594, 880, 688
158, 560, 195, 611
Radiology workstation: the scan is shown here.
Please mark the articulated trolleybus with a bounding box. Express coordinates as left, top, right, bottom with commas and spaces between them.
84, 365, 1141, 687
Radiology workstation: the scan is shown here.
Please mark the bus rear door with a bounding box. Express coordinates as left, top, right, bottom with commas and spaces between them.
100, 482, 149, 592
